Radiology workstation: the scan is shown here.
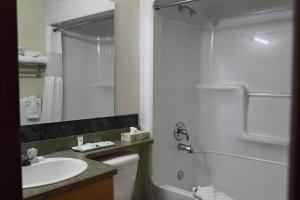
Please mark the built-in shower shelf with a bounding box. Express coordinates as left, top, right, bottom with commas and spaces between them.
197, 84, 290, 146
90, 82, 114, 88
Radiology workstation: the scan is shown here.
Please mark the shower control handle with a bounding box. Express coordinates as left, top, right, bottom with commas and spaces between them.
178, 128, 189, 140
174, 122, 190, 141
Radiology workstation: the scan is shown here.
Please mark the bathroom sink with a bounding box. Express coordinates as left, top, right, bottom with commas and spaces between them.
22, 158, 88, 189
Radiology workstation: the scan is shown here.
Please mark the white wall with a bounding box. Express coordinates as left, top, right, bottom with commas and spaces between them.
139, 0, 154, 131
152, 10, 292, 200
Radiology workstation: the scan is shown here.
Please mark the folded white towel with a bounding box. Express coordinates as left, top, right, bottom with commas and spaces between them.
23, 96, 41, 120
18, 50, 47, 64
192, 186, 234, 200
19, 55, 47, 64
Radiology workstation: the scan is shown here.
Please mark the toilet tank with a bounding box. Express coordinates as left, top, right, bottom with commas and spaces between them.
102, 153, 140, 200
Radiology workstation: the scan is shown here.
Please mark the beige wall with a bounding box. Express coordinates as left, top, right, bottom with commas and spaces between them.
42, 0, 114, 25
115, 0, 140, 115
17, 0, 44, 51
19, 78, 44, 98
17, 0, 45, 98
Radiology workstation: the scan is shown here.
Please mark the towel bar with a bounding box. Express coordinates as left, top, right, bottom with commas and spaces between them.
19, 64, 45, 78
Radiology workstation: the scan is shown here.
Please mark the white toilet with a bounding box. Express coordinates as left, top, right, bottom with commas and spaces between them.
102, 153, 140, 200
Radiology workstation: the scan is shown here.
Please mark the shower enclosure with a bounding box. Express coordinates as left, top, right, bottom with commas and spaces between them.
60, 17, 115, 121
151, 0, 293, 199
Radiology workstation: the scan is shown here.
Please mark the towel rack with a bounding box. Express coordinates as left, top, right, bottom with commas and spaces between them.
247, 92, 292, 98
19, 63, 45, 78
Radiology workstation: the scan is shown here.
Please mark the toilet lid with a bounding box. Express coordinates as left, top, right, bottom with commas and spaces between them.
102, 154, 139, 167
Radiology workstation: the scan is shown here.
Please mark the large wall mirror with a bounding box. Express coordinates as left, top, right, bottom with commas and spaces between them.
17, 0, 115, 125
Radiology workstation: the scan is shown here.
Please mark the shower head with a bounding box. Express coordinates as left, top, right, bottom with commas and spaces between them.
178, 4, 197, 17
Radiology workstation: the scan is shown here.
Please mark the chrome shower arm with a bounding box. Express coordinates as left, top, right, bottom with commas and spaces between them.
154, 0, 200, 11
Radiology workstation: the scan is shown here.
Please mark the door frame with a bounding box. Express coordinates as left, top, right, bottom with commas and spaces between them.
0, 0, 22, 199
289, 0, 300, 199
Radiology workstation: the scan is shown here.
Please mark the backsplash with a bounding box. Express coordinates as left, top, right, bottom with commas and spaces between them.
20, 114, 138, 143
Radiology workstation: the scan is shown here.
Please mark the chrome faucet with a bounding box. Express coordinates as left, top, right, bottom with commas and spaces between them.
21, 155, 31, 166
178, 143, 193, 153
21, 148, 39, 166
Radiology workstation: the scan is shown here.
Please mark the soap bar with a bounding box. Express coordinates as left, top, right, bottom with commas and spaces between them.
121, 131, 151, 142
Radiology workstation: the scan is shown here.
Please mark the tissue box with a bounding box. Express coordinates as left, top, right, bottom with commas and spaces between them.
121, 131, 151, 142
121, 132, 136, 142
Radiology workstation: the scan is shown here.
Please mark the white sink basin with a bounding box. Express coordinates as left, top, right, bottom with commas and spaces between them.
22, 158, 88, 189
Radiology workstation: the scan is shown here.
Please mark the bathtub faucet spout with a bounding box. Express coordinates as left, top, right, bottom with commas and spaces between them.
177, 143, 193, 153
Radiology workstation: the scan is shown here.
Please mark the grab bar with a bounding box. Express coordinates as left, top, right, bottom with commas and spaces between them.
194, 150, 288, 166
247, 92, 292, 98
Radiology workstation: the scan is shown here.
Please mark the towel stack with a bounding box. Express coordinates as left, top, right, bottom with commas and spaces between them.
24, 95, 41, 119
18, 50, 47, 64
192, 186, 234, 200
20, 95, 42, 125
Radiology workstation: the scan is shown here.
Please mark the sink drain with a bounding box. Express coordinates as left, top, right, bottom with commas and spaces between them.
177, 170, 184, 180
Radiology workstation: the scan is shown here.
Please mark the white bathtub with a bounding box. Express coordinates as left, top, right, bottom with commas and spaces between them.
153, 183, 193, 200
151, 151, 288, 200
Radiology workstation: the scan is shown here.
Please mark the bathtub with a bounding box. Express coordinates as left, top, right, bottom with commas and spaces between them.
151, 154, 207, 200
151, 151, 288, 200
153, 182, 193, 200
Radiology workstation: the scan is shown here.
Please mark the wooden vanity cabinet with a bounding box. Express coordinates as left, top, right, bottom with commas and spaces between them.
49, 177, 113, 200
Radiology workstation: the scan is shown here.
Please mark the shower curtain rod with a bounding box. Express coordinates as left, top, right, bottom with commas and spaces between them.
52, 16, 114, 32
154, 0, 200, 10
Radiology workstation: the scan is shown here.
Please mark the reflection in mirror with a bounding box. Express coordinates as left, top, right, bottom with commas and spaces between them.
17, 1, 115, 125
